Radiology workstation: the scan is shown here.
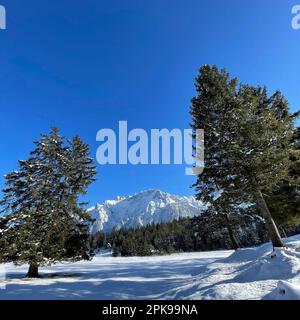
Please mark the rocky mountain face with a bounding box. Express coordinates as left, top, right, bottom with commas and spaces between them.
88, 189, 208, 233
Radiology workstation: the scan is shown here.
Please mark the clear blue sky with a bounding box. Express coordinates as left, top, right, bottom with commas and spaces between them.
0, 0, 299, 205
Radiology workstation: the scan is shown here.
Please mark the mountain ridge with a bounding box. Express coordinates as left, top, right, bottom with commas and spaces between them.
88, 189, 208, 233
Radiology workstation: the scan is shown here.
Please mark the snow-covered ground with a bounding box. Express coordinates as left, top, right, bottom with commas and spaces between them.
0, 235, 300, 300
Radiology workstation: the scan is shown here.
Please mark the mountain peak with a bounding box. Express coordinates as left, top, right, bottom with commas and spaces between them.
89, 189, 208, 233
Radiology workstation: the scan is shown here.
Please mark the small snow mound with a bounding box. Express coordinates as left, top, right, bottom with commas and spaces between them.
224, 242, 271, 263
228, 246, 300, 283
173, 236, 300, 300
269, 280, 300, 300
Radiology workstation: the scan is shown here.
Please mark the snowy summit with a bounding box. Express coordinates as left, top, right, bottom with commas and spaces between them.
88, 189, 208, 233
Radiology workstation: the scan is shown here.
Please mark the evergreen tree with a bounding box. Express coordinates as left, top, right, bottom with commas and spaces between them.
190, 65, 297, 248
0, 128, 96, 277
266, 126, 300, 228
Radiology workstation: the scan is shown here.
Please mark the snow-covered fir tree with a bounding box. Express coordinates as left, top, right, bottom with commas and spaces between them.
0, 128, 96, 277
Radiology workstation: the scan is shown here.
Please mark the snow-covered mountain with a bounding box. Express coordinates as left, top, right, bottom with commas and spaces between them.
88, 189, 208, 233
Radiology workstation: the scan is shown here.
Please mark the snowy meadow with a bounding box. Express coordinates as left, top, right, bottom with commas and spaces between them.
1, 235, 300, 300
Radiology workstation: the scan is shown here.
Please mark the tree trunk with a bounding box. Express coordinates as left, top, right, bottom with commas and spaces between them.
279, 225, 287, 238
26, 263, 40, 278
255, 189, 285, 248
224, 214, 239, 250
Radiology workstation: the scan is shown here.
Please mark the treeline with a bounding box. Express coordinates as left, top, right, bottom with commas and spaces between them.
91, 208, 270, 257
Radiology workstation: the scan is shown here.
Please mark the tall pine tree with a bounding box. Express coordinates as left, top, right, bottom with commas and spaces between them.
191, 65, 297, 248
0, 128, 96, 277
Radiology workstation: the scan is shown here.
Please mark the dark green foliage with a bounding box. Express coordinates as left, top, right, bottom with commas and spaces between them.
266, 127, 300, 227
0, 128, 96, 276
190, 65, 298, 247
91, 231, 106, 248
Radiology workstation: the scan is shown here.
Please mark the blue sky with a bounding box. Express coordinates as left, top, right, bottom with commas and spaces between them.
0, 0, 299, 205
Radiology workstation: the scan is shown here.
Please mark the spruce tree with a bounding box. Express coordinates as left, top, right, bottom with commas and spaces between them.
266, 126, 300, 229
0, 128, 96, 277
191, 65, 297, 248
